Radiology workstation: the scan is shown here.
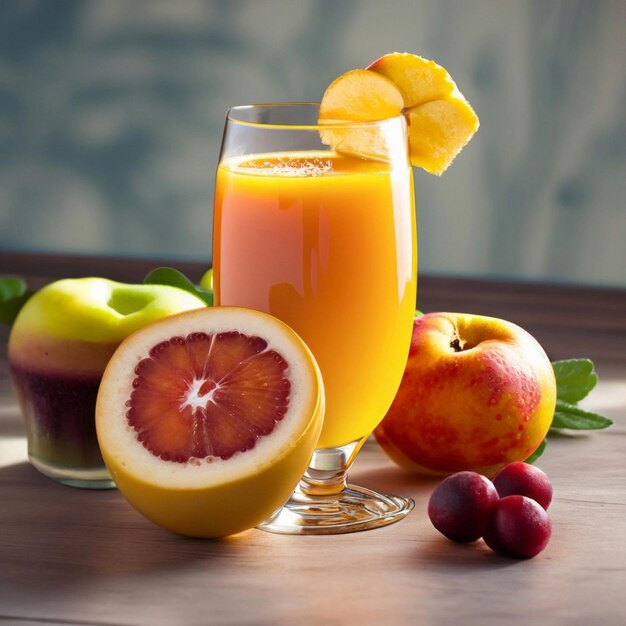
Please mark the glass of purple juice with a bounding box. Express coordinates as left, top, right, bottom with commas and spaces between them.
7, 277, 207, 489
8, 313, 117, 489
9, 362, 113, 488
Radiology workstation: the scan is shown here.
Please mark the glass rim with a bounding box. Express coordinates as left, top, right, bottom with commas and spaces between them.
225, 102, 405, 131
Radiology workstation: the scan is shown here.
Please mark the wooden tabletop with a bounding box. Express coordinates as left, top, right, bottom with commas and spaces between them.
1, 252, 625, 626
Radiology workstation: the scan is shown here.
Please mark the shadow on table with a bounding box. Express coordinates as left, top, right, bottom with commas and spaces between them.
413, 533, 522, 571
351, 458, 440, 515
353, 459, 524, 571
353, 462, 440, 492
0, 461, 253, 586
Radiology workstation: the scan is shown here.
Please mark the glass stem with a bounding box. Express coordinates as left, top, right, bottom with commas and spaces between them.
297, 439, 365, 497
258, 436, 414, 534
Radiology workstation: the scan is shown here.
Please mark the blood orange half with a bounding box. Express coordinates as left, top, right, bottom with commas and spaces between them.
96, 306, 324, 538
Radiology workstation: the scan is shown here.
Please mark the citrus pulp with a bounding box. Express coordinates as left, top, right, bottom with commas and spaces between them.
96, 306, 324, 538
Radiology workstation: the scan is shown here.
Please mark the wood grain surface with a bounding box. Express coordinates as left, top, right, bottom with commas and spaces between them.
1, 252, 625, 626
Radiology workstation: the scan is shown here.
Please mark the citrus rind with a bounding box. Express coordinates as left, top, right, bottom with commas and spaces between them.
96, 306, 324, 537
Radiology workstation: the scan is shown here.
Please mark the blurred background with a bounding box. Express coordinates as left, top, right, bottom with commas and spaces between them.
0, 0, 624, 287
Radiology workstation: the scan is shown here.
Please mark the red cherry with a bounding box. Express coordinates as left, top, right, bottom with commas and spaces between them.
428, 471, 499, 542
484, 495, 552, 558
492, 462, 553, 510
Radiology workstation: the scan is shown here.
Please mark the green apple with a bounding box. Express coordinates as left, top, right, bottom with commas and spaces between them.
8, 277, 206, 487
200, 268, 213, 295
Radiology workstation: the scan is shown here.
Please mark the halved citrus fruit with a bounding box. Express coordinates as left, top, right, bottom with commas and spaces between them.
318, 52, 479, 175
96, 306, 324, 538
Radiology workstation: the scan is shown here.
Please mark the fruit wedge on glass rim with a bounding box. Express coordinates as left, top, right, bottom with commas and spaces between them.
318, 52, 479, 175
96, 306, 324, 538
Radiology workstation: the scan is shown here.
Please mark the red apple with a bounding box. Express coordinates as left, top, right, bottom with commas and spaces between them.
374, 312, 556, 477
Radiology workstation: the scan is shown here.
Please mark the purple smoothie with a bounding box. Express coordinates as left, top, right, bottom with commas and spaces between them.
10, 362, 105, 470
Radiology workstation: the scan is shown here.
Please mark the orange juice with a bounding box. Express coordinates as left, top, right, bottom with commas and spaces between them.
213, 151, 416, 449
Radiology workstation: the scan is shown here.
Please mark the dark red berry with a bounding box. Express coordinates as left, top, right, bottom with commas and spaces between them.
428, 471, 499, 542
492, 462, 553, 510
484, 495, 552, 558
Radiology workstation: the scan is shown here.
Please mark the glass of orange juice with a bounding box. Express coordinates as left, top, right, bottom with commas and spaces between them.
213, 103, 417, 534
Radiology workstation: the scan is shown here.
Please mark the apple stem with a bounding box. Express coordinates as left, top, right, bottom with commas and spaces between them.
450, 337, 466, 352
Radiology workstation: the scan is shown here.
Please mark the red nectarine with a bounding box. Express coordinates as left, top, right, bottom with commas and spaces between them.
374, 312, 556, 477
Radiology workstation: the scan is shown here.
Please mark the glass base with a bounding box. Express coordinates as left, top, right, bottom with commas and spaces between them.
29, 455, 116, 490
258, 483, 414, 535
257, 439, 414, 535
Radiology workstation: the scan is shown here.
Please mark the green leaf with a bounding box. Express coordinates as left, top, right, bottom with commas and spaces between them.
0, 276, 31, 325
414, 309, 424, 317
551, 399, 613, 431
144, 267, 213, 306
525, 438, 546, 464
0, 276, 26, 301
553, 358, 598, 403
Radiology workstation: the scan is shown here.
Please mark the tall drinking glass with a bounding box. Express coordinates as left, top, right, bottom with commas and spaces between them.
213, 103, 417, 534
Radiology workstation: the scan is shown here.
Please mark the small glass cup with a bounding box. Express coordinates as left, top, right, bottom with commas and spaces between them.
8, 341, 115, 489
